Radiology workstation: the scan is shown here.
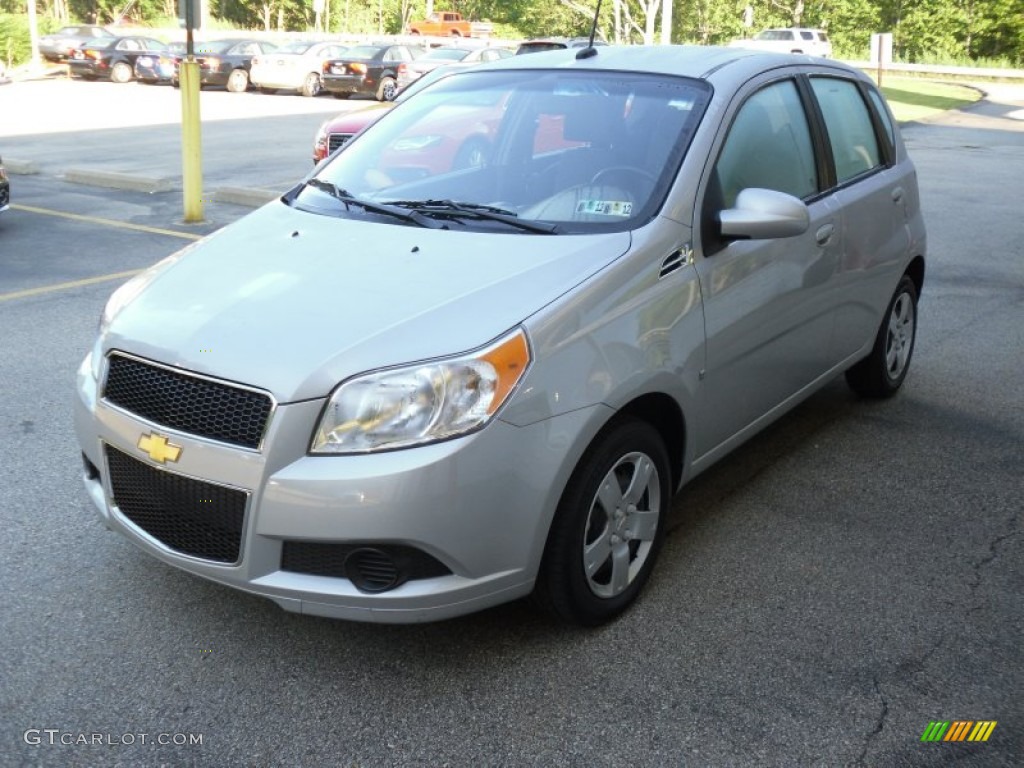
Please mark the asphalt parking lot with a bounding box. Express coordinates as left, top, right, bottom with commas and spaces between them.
1, 78, 1021, 767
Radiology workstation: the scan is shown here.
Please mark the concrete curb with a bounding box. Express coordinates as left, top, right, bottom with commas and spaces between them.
4, 159, 40, 174
64, 168, 175, 194
212, 186, 282, 207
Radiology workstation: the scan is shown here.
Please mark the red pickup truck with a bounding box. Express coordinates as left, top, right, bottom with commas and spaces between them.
407, 12, 492, 38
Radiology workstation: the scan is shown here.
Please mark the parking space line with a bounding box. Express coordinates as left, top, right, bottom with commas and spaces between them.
11, 204, 203, 241
0, 270, 142, 303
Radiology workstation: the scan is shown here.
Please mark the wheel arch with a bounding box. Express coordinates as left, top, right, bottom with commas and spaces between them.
905, 255, 925, 299
614, 393, 686, 493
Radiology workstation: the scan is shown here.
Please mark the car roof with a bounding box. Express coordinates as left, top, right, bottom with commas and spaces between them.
478, 44, 855, 82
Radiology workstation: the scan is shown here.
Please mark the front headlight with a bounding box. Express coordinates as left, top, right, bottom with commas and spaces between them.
311, 329, 531, 454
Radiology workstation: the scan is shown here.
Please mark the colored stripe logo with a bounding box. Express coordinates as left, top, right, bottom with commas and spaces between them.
921, 721, 997, 742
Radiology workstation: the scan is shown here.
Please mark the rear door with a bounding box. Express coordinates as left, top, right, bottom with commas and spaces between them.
807, 75, 911, 359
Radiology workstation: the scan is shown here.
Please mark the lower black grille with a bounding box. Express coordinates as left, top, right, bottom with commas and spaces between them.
105, 445, 247, 564
281, 541, 451, 592
328, 133, 353, 153
103, 353, 272, 449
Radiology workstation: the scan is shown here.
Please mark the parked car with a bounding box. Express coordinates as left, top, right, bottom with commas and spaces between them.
515, 37, 608, 55
729, 28, 832, 58
76, 46, 925, 626
249, 40, 349, 97
68, 36, 168, 83
0, 156, 9, 214
320, 44, 425, 101
38, 24, 113, 62
396, 45, 511, 89
172, 39, 278, 92
134, 41, 186, 84
312, 65, 457, 163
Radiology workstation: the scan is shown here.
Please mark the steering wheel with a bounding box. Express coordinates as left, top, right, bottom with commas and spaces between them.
591, 167, 658, 188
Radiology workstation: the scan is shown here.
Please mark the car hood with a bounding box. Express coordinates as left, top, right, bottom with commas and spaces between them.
103, 200, 631, 403
326, 103, 393, 132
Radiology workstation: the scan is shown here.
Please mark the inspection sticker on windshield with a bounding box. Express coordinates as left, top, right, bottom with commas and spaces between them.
576, 200, 633, 217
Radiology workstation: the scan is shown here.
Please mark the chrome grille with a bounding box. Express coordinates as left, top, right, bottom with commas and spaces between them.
328, 133, 353, 153
103, 353, 272, 449
105, 445, 247, 564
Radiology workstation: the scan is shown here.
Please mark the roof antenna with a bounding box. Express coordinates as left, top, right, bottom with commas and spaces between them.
576, 0, 603, 59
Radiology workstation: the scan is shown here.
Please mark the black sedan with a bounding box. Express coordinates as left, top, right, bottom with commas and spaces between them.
39, 24, 113, 62
68, 36, 168, 83
321, 44, 424, 102
173, 39, 278, 92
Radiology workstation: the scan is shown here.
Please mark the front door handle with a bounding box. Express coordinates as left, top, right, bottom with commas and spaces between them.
815, 223, 835, 246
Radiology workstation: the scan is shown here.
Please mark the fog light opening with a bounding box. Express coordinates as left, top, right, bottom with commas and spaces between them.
344, 548, 405, 593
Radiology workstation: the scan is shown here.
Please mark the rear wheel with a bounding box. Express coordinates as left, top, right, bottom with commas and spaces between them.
226, 68, 249, 93
534, 418, 670, 626
301, 72, 321, 97
846, 275, 918, 397
110, 61, 133, 83
376, 76, 397, 102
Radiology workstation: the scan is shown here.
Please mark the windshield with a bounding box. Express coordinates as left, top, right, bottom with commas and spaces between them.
196, 40, 235, 55
275, 41, 316, 54
424, 48, 470, 61
343, 45, 385, 60
292, 69, 710, 234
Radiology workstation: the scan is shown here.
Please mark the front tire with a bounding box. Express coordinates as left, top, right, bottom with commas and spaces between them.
226, 68, 249, 93
111, 61, 133, 83
846, 274, 918, 397
534, 418, 670, 626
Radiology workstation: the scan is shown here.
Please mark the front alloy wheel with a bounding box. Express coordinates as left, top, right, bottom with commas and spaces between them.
534, 418, 670, 626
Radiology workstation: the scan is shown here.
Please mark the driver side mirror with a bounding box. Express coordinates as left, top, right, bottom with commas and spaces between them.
719, 188, 809, 241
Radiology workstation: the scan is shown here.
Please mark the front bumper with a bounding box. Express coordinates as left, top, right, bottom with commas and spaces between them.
74, 351, 593, 622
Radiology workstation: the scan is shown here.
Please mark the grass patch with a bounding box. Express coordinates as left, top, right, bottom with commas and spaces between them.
876, 77, 981, 122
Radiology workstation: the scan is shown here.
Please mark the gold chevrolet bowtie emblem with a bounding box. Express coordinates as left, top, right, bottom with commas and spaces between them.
137, 433, 182, 464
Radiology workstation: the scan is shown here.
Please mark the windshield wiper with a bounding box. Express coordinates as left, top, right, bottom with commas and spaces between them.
383, 199, 559, 234
304, 180, 442, 228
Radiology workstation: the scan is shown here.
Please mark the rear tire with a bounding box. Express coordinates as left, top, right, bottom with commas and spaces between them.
534, 418, 670, 626
301, 72, 321, 97
226, 68, 249, 93
846, 275, 918, 397
376, 76, 397, 102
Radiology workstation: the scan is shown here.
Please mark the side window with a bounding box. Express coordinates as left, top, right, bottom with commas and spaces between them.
810, 77, 882, 183
866, 86, 896, 160
713, 79, 818, 210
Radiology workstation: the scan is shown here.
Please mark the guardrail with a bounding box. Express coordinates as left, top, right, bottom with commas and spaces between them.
846, 60, 1024, 80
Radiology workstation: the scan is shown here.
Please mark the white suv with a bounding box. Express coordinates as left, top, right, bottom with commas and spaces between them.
730, 28, 832, 58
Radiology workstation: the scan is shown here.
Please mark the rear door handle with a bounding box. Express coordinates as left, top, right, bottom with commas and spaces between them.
892, 186, 905, 203
815, 224, 835, 246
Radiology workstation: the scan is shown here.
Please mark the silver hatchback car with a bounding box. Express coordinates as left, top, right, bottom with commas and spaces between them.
75, 46, 925, 625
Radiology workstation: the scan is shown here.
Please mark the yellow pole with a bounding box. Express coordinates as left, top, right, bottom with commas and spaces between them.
180, 58, 204, 223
